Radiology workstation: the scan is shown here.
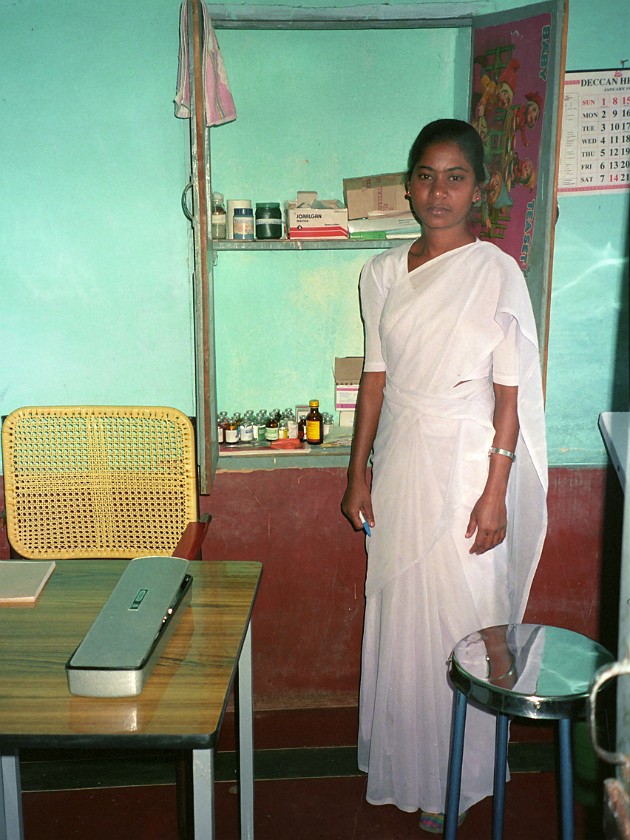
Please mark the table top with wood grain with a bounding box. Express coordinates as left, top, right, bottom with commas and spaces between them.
0, 559, 262, 750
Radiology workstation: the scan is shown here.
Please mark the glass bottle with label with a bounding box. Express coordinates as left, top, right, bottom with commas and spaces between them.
225, 416, 239, 445
305, 399, 323, 445
217, 410, 228, 443
278, 419, 289, 439
211, 192, 227, 240
265, 413, 279, 441
255, 410, 268, 442
239, 411, 254, 443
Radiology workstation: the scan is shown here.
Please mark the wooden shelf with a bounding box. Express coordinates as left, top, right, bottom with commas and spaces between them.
209, 4, 471, 30
218, 444, 352, 471
211, 238, 411, 252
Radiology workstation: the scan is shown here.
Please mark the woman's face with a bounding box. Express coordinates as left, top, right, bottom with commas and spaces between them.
407, 141, 480, 233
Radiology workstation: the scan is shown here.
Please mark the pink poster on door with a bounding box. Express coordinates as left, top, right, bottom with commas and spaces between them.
469, 12, 552, 273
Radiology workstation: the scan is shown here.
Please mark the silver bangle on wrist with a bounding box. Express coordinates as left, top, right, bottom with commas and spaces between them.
488, 447, 515, 461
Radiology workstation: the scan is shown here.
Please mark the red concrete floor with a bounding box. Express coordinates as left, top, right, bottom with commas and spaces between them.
19, 710, 609, 838
22, 772, 604, 840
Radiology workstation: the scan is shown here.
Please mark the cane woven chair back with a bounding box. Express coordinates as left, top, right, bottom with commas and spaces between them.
2, 406, 199, 560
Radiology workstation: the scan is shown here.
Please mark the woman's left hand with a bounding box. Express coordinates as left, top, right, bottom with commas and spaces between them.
465, 492, 507, 555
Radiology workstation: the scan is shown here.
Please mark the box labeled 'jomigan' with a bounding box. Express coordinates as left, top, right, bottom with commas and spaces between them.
286, 192, 349, 239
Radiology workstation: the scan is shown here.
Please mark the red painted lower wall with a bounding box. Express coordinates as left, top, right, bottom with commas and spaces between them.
200, 464, 624, 710
0, 466, 623, 711
200, 468, 366, 709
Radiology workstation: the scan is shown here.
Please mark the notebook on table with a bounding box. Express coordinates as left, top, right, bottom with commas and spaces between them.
0, 560, 56, 604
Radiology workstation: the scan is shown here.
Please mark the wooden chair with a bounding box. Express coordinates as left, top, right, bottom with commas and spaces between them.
1, 405, 210, 561
1, 405, 211, 838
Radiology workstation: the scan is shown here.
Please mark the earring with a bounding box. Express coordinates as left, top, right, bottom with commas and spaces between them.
405, 191, 411, 199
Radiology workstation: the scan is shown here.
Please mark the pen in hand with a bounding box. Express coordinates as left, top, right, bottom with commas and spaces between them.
359, 511, 372, 536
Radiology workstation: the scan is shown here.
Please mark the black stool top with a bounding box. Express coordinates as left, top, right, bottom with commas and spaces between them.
450, 624, 614, 720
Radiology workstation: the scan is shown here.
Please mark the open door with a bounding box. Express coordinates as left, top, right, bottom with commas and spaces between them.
182, 0, 219, 494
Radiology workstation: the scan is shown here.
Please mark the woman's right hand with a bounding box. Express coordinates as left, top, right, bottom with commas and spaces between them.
340, 370, 384, 534
341, 478, 374, 533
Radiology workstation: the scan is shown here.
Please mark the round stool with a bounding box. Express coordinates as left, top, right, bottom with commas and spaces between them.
444, 624, 613, 840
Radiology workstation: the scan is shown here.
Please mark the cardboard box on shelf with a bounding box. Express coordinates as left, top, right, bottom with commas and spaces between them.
338, 410, 355, 428
286, 192, 348, 239
335, 356, 363, 410
343, 172, 408, 220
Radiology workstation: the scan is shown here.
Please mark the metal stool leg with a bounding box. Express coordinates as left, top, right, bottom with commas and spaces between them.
444, 689, 468, 840
558, 717, 575, 840
492, 713, 509, 840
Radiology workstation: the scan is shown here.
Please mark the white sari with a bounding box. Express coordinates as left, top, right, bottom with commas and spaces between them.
357, 239, 547, 813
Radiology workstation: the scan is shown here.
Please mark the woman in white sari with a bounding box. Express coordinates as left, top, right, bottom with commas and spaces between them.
341, 119, 547, 833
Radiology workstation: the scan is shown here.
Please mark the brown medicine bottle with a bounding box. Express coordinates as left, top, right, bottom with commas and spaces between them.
305, 399, 323, 445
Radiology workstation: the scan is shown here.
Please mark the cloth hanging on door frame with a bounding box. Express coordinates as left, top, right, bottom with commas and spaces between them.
174, 0, 236, 127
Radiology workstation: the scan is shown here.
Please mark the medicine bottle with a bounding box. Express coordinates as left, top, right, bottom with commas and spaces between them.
265, 413, 279, 442
211, 192, 227, 240
305, 400, 323, 445
255, 203, 283, 240
278, 419, 289, 440
233, 207, 255, 240
239, 419, 254, 443
225, 417, 239, 445
255, 411, 268, 442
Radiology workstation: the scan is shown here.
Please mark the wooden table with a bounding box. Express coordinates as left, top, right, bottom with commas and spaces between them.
0, 559, 262, 839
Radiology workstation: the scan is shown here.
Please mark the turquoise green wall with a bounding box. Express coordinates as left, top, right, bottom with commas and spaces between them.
210, 23, 461, 418
1, 0, 627, 470
545, 0, 629, 465
1, 0, 194, 411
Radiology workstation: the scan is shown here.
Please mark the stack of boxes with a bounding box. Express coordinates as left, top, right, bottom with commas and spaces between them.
283, 175, 423, 241
282, 178, 422, 435
334, 357, 363, 427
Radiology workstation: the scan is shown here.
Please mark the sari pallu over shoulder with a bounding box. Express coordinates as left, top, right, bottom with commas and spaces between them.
363, 240, 547, 620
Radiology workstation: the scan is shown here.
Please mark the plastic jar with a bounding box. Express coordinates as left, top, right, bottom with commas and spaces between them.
227, 199, 252, 238
255, 203, 283, 240
233, 207, 255, 240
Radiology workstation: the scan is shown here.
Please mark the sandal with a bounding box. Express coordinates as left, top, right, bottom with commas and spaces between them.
419, 811, 467, 834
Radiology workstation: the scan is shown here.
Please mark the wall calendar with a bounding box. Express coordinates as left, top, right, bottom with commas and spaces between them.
558, 68, 630, 195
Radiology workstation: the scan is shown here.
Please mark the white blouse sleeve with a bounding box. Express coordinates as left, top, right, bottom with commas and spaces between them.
492, 316, 519, 386
359, 256, 388, 372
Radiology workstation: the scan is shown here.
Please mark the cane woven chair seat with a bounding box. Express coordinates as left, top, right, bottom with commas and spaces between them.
2, 406, 199, 560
